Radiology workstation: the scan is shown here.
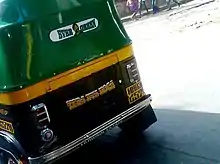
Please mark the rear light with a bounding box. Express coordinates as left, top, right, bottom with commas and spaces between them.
31, 103, 50, 129
125, 60, 140, 83
31, 103, 54, 144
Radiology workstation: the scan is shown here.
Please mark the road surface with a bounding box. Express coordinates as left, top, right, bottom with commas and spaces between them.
56, 0, 220, 163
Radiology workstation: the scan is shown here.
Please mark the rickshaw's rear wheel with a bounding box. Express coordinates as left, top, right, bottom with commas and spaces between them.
119, 105, 157, 134
0, 151, 17, 164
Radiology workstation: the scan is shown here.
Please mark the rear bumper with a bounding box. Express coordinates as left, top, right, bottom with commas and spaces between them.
28, 96, 152, 164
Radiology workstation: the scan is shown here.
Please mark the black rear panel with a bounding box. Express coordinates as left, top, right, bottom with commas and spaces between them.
5, 56, 147, 157
45, 63, 128, 146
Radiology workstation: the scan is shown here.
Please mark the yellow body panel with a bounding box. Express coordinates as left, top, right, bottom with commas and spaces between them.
0, 45, 133, 105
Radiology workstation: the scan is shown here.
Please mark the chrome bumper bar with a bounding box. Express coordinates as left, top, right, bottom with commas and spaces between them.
29, 97, 152, 164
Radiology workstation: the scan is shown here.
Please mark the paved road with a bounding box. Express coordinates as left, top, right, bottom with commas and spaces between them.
55, 0, 220, 163
56, 109, 220, 164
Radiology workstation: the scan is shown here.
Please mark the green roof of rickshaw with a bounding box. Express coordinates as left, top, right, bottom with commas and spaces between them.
0, 0, 131, 92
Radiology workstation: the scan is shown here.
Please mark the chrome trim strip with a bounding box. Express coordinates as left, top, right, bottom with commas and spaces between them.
37, 111, 46, 117
39, 118, 48, 123
44, 105, 51, 123
32, 103, 51, 123
29, 97, 152, 164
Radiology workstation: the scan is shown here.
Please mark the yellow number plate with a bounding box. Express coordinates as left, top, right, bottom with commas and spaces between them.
126, 81, 145, 104
0, 119, 14, 134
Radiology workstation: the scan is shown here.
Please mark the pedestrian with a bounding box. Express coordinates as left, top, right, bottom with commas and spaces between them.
139, 0, 149, 15
127, 0, 149, 20
126, 0, 140, 19
151, 0, 159, 14
166, 0, 181, 10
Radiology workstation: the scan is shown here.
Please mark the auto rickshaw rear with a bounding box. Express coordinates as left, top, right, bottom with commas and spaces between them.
0, 0, 157, 163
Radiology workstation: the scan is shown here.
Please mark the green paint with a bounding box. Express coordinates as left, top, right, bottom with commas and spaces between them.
0, 0, 131, 92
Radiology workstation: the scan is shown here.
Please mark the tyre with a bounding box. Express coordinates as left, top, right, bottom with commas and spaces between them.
0, 150, 17, 164
119, 105, 157, 134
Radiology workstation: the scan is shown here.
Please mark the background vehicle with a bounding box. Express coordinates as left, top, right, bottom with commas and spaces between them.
0, 0, 157, 163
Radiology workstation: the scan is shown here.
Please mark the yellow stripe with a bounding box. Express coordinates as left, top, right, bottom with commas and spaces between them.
0, 45, 134, 105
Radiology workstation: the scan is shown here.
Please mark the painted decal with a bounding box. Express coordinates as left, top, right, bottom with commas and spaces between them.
66, 80, 115, 110
0, 119, 14, 134
126, 81, 145, 104
50, 18, 99, 42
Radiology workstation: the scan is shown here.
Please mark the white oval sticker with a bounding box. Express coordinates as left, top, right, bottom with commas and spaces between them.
50, 18, 99, 42
76, 18, 99, 33
49, 24, 76, 42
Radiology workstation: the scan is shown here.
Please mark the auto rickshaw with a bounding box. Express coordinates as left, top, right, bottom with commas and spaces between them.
0, 0, 157, 163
